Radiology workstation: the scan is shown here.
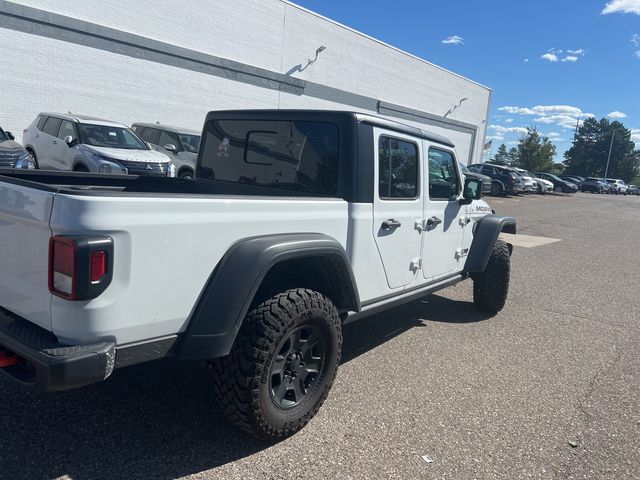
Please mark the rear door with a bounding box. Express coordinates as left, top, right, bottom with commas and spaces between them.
421, 145, 465, 281
39, 116, 63, 169
372, 128, 423, 289
0, 181, 55, 330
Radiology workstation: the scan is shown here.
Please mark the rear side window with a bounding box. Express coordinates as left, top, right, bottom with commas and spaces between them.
378, 136, 418, 199
37, 116, 48, 131
199, 120, 339, 196
139, 127, 161, 145
42, 117, 62, 137
428, 148, 460, 200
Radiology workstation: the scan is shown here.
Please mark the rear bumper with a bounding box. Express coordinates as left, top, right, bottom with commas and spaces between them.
0, 310, 115, 391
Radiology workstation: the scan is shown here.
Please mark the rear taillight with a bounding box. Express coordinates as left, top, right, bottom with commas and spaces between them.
49, 237, 78, 299
48, 235, 113, 301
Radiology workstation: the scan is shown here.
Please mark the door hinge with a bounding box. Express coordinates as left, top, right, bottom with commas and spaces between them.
410, 257, 423, 271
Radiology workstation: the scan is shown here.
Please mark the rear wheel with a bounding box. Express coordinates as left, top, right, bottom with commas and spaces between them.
491, 182, 504, 196
472, 240, 510, 313
211, 288, 342, 440
178, 169, 194, 179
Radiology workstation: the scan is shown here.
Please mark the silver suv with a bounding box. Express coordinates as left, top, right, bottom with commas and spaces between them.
132, 123, 200, 178
22, 113, 175, 176
0, 126, 35, 170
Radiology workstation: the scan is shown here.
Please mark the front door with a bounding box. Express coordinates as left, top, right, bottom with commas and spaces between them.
422, 145, 465, 281
372, 129, 423, 289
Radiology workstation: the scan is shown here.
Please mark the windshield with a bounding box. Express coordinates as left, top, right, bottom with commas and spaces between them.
78, 124, 148, 150
179, 133, 201, 153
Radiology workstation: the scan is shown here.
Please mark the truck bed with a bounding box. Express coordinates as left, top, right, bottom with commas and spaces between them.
0, 169, 336, 199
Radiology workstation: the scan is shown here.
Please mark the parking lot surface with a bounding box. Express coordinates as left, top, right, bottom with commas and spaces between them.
1, 192, 639, 480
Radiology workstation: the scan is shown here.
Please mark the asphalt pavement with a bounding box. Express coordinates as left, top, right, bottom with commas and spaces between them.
1, 192, 639, 479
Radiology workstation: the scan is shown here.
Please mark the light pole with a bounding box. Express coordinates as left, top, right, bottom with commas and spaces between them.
604, 129, 616, 179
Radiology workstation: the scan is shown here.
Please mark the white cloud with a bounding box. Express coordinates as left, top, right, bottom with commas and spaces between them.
632, 34, 640, 47
542, 48, 585, 63
567, 49, 585, 55
541, 53, 559, 62
505, 118, 514, 124
602, 0, 640, 14
631, 129, 640, 142
524, 58, 529, 63
635, 50, 640, 58
498, 105, 594, 130
489, 125, 529, 135
607, 111, 627, 118
561, 55, 579, 62
442, 35, 464, 45
486, 135, 504, 141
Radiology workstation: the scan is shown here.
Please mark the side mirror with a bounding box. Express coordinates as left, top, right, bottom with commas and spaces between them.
164, 144, 177, 153
6, 131, 15, 140
459, 177, 483, 205
64, 135, 76, 146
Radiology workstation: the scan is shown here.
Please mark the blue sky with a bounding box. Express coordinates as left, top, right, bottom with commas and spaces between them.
293, 0, 640, 160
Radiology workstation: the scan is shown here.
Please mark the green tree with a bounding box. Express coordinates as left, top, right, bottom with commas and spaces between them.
563, 118, 639, 182
507, 147, 519, 166
516, 128, 556, 172
491, 144, 509, 165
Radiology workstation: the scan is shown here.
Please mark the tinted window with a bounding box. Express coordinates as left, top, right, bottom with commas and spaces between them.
37, 116, 48, 131
42, 117, 62, 137
199, 120, 339, 196
139, 127, 161, 144
480, 165, 495, 175
159, 130, 181, 150
428, 148, 460, 200
179, 134, 200, 153
57, 120, 76, 140
378, 136, 418, 199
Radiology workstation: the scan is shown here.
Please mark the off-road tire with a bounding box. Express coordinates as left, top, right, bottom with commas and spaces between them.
211, 288, 342, 441
472, 239, 510, 313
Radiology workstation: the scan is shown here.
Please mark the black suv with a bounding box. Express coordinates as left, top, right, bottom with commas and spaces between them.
467, 163, 524, 196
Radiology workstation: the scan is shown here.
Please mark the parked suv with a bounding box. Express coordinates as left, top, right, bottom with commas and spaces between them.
459, 162, 491, 194
132, 123, 200, 179
580, 177, 608, 193
22, 113, 175, 176
0, 126, 34, 170
467, 163, 524, 196
605, 179, 628, 195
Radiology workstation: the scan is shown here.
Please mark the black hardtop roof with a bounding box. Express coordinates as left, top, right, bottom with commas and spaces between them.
204, 109, 455, 148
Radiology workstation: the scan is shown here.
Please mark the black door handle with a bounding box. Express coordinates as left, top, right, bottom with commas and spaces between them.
381, 219, 402, 230
426, 216, 442, 227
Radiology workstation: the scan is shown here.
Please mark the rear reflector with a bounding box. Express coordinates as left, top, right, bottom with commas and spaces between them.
0, 349, 20, 368
90, 251, 107, 282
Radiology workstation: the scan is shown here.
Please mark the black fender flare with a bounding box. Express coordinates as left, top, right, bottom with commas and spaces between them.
176, 233, 360, 359
463, 214, 516, 273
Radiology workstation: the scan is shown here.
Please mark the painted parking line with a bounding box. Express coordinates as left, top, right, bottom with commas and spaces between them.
499, 232, 561, 248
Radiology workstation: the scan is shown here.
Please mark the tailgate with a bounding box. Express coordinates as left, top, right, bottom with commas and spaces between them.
0, 180, 55, 330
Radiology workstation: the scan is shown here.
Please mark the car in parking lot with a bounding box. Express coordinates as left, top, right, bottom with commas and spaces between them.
559, 175, 584, 187
512, 168, 546, 194
580, 177, 609, 193
459, 162, 492, 194
534, 173, 578, 193
605, 178, 628, 195
627, 184, 640, 195
467, 163, 524, 196
132, 123, 200, 179
0, 126, 35, 170
22, 113, 175, 176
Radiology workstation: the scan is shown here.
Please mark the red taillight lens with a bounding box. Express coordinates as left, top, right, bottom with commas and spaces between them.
49, 237, 77, 299
90, 251, 107, 282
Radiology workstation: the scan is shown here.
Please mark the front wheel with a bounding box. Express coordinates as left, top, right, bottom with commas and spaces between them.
554, 186, 563, 193
472, 240, 510, 313
211, 288, 342, 440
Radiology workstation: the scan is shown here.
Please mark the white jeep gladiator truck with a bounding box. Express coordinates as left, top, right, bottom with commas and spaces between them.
0, 110, 515, 440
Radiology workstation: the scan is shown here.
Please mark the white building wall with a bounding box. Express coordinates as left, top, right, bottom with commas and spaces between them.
0, 0, 490, 164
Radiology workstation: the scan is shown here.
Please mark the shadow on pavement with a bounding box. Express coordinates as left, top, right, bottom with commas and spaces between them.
0, 293, 491, 479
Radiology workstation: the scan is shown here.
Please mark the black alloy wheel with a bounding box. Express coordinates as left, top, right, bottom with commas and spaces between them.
270, 325, 326, 409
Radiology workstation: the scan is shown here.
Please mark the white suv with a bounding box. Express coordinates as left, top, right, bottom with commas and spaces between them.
606, 178, 628, 195
22, 113, 175, 176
